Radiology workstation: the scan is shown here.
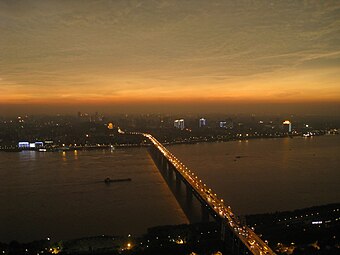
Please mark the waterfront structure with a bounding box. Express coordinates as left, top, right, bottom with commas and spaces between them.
219, 119, 233, 129
18, 141, 44, 150
199, 118, 206, 127
107, 122, 114, 130
283, 120, 292, 133
18, 141, 29, 149
226, 119, 234, 129
174, 119, 185, 130
219, 121, 227, 128
131, 132, 276, 255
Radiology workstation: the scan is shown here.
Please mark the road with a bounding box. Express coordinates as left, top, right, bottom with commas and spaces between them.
132, 132, 276, 255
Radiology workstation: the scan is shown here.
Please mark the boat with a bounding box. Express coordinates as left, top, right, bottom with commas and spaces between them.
104, 177, 132, 183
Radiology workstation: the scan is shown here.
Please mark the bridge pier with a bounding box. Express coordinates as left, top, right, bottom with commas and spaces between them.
186, 185, 193, 202
215, 222, 250, 255
160, 157, 164, 170
156, 149, 161, 165
233, 233, 243, 255
149, 144, 207, 223
167, 164, 173, 179
201, 203, 210, 222
161, 155, 166, 170
220, 219, 227, 242
145, 136, 274, 255
175, 172, 181, 188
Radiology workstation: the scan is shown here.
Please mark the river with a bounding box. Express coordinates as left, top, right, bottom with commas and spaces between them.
170, 135, 340, 215
0, 135, 339, 242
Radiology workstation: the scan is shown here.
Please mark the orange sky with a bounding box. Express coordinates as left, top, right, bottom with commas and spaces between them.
0, 1, 339, 114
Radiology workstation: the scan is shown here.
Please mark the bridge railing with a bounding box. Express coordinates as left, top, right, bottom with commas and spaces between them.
130, 132, 276, 255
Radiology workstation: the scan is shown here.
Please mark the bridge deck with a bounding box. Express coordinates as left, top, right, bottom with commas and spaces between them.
140, 133, 276, 255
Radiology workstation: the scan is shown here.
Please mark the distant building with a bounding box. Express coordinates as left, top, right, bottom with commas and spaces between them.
174, 119, 185, 130
35, 142, 44, 148
220, 118, 233, 129
107, 122, 114, 130
44, 140, 54, 147
219, 121, 227, 128
18, 142, 29, 149
199, 118, 206, 127
77, 111, 90, 121
283, 120, 292, 133
225, 118, 234, 129
18, 141, 44, 150
179, 119, 184, 130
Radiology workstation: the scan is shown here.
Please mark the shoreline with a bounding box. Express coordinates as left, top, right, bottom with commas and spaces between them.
0, 133, 337, 153
1, 203, 338, 244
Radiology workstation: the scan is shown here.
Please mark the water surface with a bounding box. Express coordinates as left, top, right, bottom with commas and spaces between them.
169, 135, 340, 215
0, 148, 187, 242
1, 135, 339, 242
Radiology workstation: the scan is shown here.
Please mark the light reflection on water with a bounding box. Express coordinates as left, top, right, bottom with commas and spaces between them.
169, 135, 340, 215
0, 136, 339, 242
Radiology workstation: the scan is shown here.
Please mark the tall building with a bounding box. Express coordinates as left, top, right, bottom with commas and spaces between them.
219, 121, 227, 128
174, 119, 185, 130
220, 118, 233, 129
199, 118, 206, 127
107, 122, 114, 130
283, 120, 292, 133
225, 118, 234, 129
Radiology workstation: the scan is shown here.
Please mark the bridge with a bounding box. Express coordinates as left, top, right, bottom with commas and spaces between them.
130, 132, 276, 255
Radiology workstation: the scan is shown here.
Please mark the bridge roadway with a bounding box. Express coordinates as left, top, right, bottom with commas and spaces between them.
130, 132, 276, 255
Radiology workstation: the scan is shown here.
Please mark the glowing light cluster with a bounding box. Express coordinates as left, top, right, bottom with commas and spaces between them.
130, 132, 276, 255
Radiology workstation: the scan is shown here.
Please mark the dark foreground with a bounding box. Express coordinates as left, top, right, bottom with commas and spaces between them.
1, 204, 339, 255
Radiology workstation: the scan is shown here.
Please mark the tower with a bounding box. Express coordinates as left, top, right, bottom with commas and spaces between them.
283, 120, 292, 133
199, 118, 206, 127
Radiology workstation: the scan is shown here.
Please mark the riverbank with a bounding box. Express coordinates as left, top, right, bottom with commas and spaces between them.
246, 203, 340, 255
1, 203, 338, 255
1, 132, 337, 153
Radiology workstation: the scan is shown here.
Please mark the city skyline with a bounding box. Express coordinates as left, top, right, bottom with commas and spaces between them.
0, 2, 339, 253
1, 0, 340, 115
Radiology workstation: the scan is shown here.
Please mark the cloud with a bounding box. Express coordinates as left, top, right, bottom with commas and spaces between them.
0, 0, 339, 107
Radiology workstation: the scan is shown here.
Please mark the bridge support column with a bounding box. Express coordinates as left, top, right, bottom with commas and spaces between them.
162, 158, 167, 172
160, 155, 164, 169
240, 243, 248, 255
231, 235, 236, 255
168, 165, 172, 177
231, 234, 241, 255
167, 165, 174, 183
220, 220, 227, 242
175, 172, 181, 188
201, 204, 209, 222
186, 185, 193, 202
153, 147, 161, 162
156, 149, 161, 167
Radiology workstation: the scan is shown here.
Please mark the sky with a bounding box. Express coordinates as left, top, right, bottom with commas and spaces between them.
0, 0, 339, 115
